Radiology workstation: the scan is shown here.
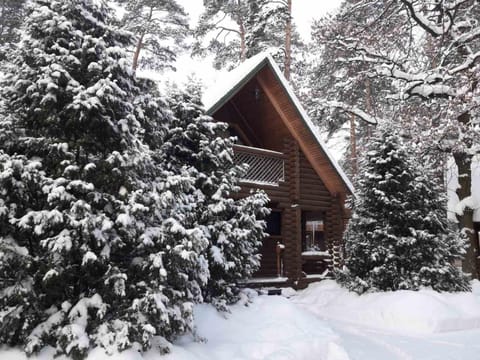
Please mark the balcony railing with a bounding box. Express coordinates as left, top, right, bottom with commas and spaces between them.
233, 144, 285, 186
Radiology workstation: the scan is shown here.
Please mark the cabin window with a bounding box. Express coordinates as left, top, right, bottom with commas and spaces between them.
265, 210, 282, 236
302, 212, 325, 252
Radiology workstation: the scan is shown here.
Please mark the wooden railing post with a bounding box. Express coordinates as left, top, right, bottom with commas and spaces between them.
276, 242, 285, 277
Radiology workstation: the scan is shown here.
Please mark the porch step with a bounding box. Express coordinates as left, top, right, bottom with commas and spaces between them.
296, 270, 333, 289
239, 276, 290, 288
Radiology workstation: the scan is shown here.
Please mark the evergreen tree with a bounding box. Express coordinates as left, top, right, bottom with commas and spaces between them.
194, 0, 297, 70
164, 82, 269, 310
0, 0, 199, 357
310, 0, 480, 277
0, 0, 26, 45
338, 123, 470, 294
118, 0, 189, 73
0, 0, 27, 61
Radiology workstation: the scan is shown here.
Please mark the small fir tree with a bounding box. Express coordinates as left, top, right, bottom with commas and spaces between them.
337, 123, 470, 294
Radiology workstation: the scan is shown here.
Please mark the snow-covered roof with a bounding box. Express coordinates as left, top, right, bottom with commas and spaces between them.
203, 52, 354, 195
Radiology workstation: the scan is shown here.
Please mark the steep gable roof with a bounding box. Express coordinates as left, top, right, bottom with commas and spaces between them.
203, 53, 354, 197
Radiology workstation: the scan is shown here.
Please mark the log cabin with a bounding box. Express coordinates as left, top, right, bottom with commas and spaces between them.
203, 53, 354, 288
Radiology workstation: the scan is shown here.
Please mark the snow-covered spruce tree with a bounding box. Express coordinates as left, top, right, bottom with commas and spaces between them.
164, 81, 269, 310
337, 123, 470, 294
0, 0, 204, 357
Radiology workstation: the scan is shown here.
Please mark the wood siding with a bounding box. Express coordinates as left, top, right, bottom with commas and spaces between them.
299, 152, 331, 209
256, 66, 350, 203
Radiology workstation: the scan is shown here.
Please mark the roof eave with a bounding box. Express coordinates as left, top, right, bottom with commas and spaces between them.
203, 52, 355, 196
205, 57, 270, 116
262, 54, 355, 196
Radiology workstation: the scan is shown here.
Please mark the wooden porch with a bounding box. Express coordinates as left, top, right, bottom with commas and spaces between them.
233, 144, 285, 186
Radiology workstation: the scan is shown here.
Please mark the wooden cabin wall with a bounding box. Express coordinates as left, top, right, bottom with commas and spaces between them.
284, 137, 302, 279
298, 152, 331, 209
233, 135, 347, 279
298, 147, 345, 268
212, 67, 352, 280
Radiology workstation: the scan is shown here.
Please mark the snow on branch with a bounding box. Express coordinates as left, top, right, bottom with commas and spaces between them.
320, 100, 378, 125
399, 0, 453, 37
449, 51, 480, 74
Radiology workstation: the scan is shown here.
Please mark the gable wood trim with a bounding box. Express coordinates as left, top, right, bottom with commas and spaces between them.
205, 57, 269, 116
256, 72, 345, 199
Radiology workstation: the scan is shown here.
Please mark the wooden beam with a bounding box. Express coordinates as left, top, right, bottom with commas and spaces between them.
256, 72, 339, 196
230, 99, 263, 147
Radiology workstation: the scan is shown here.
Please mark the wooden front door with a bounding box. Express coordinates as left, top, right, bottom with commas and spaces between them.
255, 210, 282, 277
256, 237, 279, 277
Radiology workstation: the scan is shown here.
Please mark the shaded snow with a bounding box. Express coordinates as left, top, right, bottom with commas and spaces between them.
293, 280, 480, 334
168, 293, 339, 360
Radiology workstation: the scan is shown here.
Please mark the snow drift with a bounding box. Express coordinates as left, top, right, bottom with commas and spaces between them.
294, 280, 480, 333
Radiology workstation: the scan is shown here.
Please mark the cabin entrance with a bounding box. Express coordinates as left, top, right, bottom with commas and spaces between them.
255, 210, 282, 278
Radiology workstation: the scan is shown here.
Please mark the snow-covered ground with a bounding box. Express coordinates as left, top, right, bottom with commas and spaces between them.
4, 281, 480, 360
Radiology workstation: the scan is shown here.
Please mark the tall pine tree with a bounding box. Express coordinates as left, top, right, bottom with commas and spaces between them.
193, 0, 296, 70
338, 123, 470, 294
118, 0, 189, 73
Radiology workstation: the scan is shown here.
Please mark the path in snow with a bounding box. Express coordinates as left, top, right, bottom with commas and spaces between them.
292, 280, 480, 360
303, 316, 480, 360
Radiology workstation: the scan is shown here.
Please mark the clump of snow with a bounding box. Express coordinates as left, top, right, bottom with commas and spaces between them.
293, 280, 480, 334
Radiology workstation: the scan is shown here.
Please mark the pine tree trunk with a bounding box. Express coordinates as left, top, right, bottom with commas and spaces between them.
132, 32, 145, 74
365, 78, 373, 139
239, 19, 246, 62
132, 6, 153, 74
284, 0, 292, 80
454, 112, 479, 279
350, 114, 357, 176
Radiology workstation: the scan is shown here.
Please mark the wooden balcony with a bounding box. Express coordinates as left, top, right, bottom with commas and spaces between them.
233, 144, 286, 186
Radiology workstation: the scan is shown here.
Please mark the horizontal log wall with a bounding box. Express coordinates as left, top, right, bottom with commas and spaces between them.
299, 152, 331, 209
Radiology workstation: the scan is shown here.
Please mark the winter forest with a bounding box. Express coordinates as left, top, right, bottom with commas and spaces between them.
0, 1, 480, 360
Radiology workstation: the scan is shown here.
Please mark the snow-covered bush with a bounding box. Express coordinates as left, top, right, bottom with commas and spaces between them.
0, 0, 193, 357
165, 83, 269, 310
337, 123, 470, 294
